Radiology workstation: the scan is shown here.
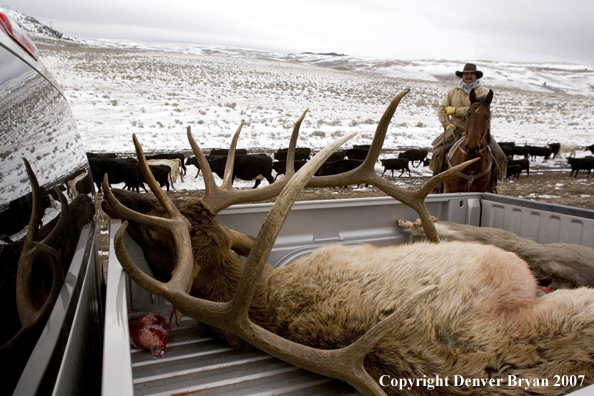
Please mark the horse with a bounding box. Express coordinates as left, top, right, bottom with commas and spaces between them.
444, 89, 496, 193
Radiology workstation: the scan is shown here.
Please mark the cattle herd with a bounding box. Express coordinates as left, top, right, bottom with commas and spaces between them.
81, 141, 594, 198
2, 141, 592, 245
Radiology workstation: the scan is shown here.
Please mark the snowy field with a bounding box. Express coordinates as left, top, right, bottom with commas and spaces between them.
31, 35, 593, 191
2, 0, 585, 193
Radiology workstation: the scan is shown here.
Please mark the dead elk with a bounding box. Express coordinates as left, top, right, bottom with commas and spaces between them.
398, 217, 594, 291
103, 91, 593, 396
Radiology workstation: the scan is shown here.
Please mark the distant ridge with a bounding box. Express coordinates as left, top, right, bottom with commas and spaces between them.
4, 8, 594, 98
301, 52, 347, 57
1, 7, 70, 40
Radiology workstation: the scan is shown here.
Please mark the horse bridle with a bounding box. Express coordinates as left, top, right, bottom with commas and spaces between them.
447, 136, 493, 191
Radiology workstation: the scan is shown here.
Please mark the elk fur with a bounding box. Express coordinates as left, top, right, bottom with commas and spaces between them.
399, 218, 594, 290
104, 189, 594, 395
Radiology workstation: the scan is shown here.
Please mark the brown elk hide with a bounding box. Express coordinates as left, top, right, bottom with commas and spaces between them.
399, 219, 594, 290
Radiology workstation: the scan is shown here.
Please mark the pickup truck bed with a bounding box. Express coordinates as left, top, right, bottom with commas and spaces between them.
102, 193, 594, 395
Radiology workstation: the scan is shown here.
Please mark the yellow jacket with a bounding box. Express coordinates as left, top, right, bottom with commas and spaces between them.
437, 85, 490, 131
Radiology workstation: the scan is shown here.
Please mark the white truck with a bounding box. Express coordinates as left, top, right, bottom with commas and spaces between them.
102, 192, 594, 396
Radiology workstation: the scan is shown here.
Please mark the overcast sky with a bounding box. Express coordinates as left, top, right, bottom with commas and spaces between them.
8, 0, 594, 68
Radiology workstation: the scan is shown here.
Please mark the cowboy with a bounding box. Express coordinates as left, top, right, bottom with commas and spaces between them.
430, 63, 506, 184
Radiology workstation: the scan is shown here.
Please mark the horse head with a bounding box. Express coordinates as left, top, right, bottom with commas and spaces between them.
465, 89, 493, 155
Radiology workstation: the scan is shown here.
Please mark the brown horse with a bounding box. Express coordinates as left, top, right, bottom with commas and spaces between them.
444, 89, 495, 193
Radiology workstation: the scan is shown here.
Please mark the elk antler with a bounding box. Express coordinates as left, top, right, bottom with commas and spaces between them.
107, 132, 437, 396
305, 89, 476, 242
190, 90, 474, 242
1, 159, 66, 355
191, 109, 309, 214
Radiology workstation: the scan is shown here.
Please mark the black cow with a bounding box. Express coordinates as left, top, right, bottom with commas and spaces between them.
314, 151, 348, 176
398, 149, 428, 167
185, 156, 202, 177
272, 160, 307, 180
318, 159, 363, 176
527, 146, 552, 162
209, 148, 248, 156
547, 143, 561, 159
345, 148, 369, 160
498, 142, 516, 157
89, 157, 144, 192
0, 189, 52, 243
568, 157, 594, 177
207, 154, 275, 188
381, 158, 411, 177
146, 153, 187, 175
511, 145, 531, 159
140, 165, 172, 191
506, 164, 523, 179
274, 147, 311, 161
586, 144, 594, 154
507, 158, 530, 177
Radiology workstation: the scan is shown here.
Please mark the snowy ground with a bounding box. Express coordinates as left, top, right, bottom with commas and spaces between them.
31, 36, 594, 192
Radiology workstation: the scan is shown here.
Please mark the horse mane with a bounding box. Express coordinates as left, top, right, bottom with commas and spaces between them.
470, 93, 492, 144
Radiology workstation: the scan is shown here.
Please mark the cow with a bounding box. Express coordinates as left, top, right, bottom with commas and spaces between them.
318, 159, 363, 176
274, 147, 311, 161
144, 165, 172, 191
585, 144, 594, 154
507, 158, 530, 177
498, 142, 516, 157
272, 159, 307, 180
506, 164, 522, 179
527, 145, 552, 162
398, 148, 428, 167
146, 158, 183, 188
567, 156, 594, 177
345, 148, 369, 160
511, 145, 530, 159
146, 153, 187, 176
209, 148, 248, 156
88, 157, 144, 192
547, 142, 561, 159
380, 158, 411, 177
207, 154, 275, 188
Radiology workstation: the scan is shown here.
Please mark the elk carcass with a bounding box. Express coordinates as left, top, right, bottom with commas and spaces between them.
398, 217, 594, 290
103, 90, 594, 396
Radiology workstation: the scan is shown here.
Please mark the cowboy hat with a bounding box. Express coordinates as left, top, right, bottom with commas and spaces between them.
455, 63, 483, 79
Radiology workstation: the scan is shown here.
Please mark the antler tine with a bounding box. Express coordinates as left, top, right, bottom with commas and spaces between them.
221, 121, 244, 189
188, 111, 309, 215
229, 131, 357, 317
132, 134, 187, 224
305, 89, 477, 243
306, 89, 410, 188
285, 109, 308, 176
103, 134, 196, 294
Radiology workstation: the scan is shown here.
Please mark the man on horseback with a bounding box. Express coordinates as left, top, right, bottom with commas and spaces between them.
430, 63, 507, 191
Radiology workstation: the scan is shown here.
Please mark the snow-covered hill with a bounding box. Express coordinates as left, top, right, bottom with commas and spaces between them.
4, 7, 594, 99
